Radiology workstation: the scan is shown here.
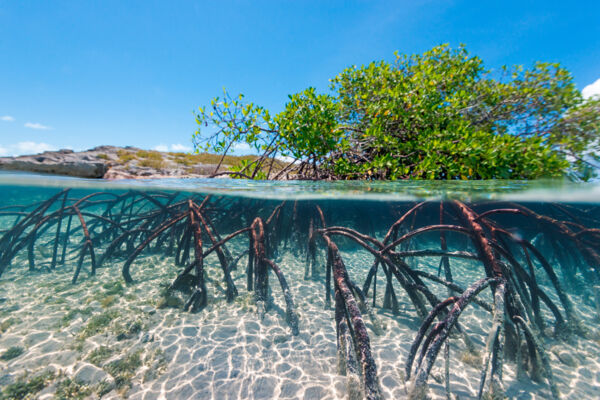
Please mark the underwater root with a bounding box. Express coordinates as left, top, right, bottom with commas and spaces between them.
2, 192, 600, 399
314, 200, 594, 399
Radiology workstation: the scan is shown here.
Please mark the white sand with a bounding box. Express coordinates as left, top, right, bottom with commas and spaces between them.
1, 241, 599, 399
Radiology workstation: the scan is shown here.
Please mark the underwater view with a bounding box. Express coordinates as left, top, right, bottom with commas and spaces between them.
0, 173, 600, 400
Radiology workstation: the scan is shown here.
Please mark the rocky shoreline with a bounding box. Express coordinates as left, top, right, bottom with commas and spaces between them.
0, 146, 231, 180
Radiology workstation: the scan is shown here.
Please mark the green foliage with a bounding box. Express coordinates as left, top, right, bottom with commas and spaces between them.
275, 88, 341, 161
228, 159, 268, 179
60, 307, 93, 328
194, 45, 599, 180
96, 153, 109, 160
104, 350, 143, 389
138, 158, 165, 169
78, 310, 119, 340
86, 346, 114, 366
170, 151, 257, 167
0, 346, 24, 361
134, 150, 165, 169
327, 46, 573, 179
100, 295, 117, 308
101, 280, 125, 296
126, 319, 143, 334
0, 371, 55, 400
95, 380, 114, 397
142, 348, 168, 382
194, 91, 273, 155
54, 378, 93, 400
0, 317, 20, 333
136, 150, 163, 160
43, 295, 66, 305
116, 149, 136, 164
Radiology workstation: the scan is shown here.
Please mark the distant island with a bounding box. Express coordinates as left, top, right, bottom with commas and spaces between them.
0, 146, 256, 180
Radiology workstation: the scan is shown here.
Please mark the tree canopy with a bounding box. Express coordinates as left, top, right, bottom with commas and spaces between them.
193, 45, 600, 180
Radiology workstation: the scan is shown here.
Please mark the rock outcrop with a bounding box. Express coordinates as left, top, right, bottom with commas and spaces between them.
0, 146, 230, 179
0, 149, 107, 178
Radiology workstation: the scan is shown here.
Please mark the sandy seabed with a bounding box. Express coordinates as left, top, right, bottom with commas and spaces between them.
1, 244, 600, 399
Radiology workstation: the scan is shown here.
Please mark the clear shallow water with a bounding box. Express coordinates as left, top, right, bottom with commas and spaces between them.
2, 171, 600, 202
0, 173, 599, 399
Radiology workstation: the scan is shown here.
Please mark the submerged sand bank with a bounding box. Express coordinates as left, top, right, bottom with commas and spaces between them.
1, 245, 599, 399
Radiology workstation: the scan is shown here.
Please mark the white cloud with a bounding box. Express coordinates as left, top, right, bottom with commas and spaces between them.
231, 142, 252, 154
1, 115, 15, 122
0, 141, 57, 157
170, 143, 192, 152
153, 143, 192, 153
582, 78, 600, 100
278, 155, 296, 163
24, 122, 52, 130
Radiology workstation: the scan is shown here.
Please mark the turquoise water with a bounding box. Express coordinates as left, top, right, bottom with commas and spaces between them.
2, 171, 600, 201
0, 172, 599, 399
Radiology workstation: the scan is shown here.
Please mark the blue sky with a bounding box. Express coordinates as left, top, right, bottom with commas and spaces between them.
1, 0, 599, 156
